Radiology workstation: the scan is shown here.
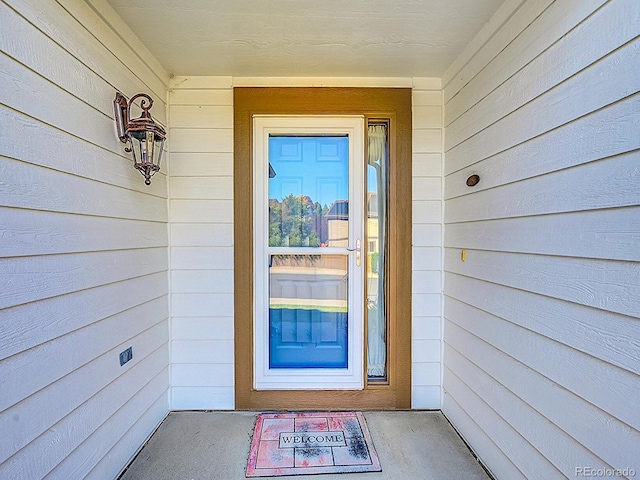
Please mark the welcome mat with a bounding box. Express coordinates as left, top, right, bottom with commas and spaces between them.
246, 411, 381, 477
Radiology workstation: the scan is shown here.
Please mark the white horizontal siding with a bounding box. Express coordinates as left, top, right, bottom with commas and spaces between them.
445, 304, 640, 469
0, 326, 168, 479
411, 79, 443, 409
168, 77, 236, 410
57, 372, 170, 480
0, 0, 170, 478
0, 313, 168, 468
442, 0, 640, 478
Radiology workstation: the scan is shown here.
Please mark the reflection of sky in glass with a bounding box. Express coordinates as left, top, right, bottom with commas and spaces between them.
269, 136, 349, 207
368, 166, 378, 193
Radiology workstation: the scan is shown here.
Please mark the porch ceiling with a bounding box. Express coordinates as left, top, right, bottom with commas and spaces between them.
104, 0, 505, 78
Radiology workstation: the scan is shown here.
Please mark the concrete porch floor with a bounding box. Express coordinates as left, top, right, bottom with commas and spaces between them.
119, 411, 490, 480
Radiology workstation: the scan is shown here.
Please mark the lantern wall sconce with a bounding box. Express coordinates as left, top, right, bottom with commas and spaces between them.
114, 92, 166, 185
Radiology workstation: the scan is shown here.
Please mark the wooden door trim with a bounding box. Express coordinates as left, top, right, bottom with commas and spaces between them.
234, 87, 412, 410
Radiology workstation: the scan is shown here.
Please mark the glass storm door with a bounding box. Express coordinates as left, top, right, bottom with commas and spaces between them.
253, 116, 365, 390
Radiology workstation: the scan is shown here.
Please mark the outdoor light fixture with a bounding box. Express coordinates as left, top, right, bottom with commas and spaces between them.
466, 174, 480, 187
114, 92, 166, 185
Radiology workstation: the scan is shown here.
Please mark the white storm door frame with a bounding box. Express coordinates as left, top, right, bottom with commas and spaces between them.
253, 115, 365, 390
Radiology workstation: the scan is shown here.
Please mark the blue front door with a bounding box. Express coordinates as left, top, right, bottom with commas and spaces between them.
253, 116, 365, 390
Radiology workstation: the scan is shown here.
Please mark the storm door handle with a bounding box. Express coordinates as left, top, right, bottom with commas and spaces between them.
346, 238, 361, 267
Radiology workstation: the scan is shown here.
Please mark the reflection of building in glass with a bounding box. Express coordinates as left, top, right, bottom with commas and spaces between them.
326, 195, 379, 268
325, 200, 349, 247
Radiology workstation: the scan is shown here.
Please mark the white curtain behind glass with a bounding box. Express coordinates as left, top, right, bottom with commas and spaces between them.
367, 125, 387, 378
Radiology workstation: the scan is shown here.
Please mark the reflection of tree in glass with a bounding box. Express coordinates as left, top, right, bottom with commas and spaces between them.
268, 199, 284, 246
269, 194, 329, 247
